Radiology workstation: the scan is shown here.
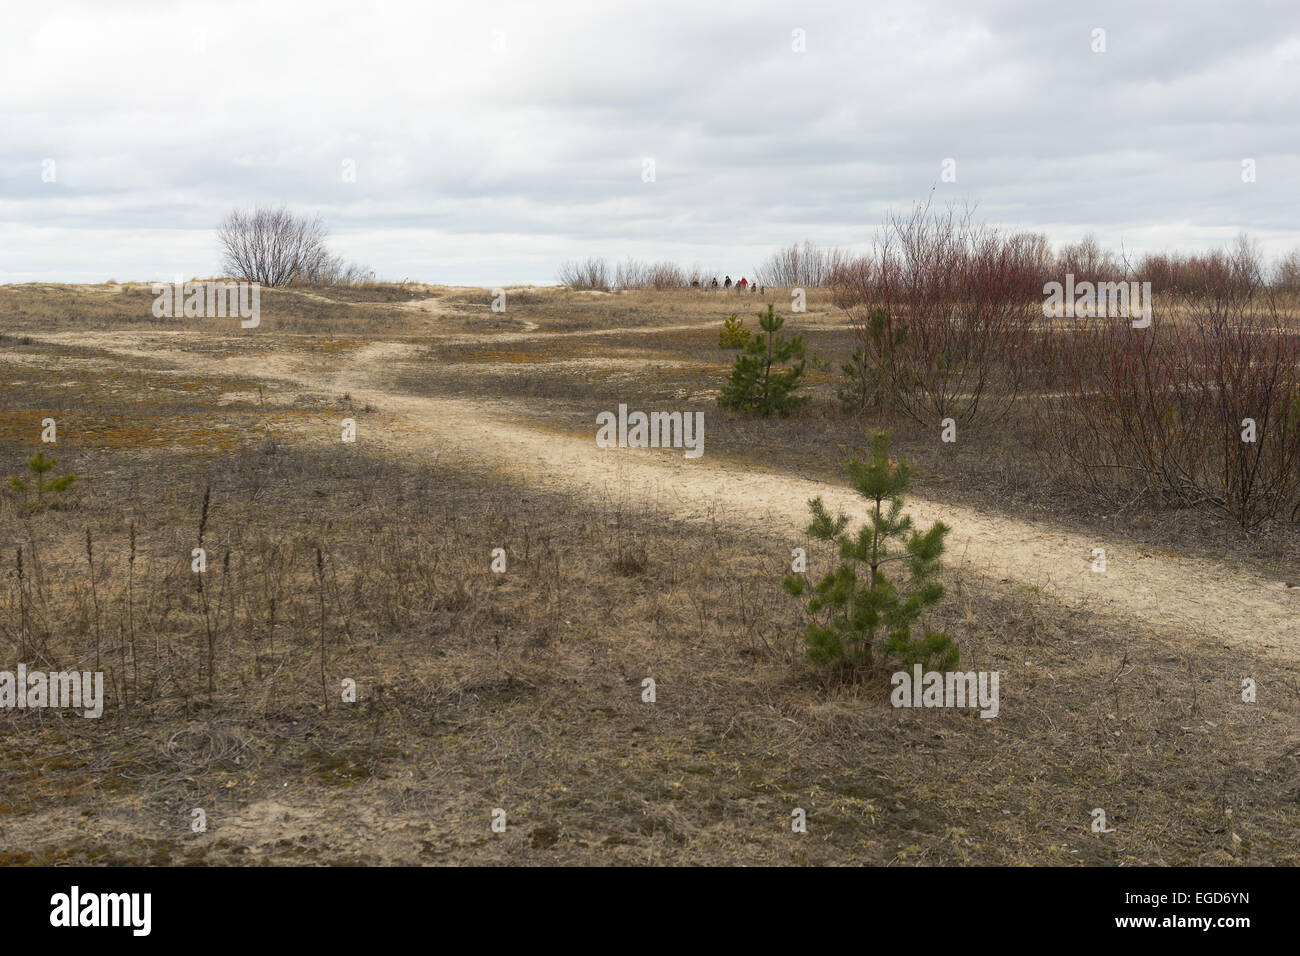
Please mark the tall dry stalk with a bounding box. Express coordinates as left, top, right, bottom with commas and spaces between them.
85, 529, 103, 674
316, 546, 327, 712
127, 523, 137, 703
15, 547, 27, 661
197, 486, 215, 697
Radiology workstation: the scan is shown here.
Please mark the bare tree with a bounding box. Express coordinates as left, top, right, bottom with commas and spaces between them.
218, 206, 350, 286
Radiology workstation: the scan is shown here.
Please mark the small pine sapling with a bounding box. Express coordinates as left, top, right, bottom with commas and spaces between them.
784, 431, 958, 680
837, 306, 889, 414
717, 304, 808, 417
8, 450, 76, 513
718, 314, 750, 349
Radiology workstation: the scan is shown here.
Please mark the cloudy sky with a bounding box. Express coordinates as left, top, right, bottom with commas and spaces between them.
3, 0, 1298, 285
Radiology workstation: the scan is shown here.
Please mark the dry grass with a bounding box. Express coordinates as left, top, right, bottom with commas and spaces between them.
0, 283, 1297, 865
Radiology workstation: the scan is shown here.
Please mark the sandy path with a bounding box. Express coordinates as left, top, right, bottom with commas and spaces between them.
25, 332, 1300, 657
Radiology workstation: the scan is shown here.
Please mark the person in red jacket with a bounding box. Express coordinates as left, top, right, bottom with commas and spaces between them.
738, 277, 748, 290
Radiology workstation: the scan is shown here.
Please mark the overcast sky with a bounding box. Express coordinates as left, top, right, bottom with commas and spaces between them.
3, 0, 1298, 285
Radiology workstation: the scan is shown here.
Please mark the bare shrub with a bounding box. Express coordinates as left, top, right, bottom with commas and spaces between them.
299, 255, 371, 286
614, 258, 647, 289
557, 258, 710, 291
1055, 234, 1122, 285
557, 257, 611, 290
1136, 235, 1261, 300
755, 242, 855, 288
646, 262, 684, 290
1274, 248, 1300, 292
614, 259, 698, 290
828, 255, 874, 308
841, 202, 1041, 426
1036, 247, 1300, 528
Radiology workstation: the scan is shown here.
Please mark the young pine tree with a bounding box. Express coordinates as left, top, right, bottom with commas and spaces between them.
837, 306, 888, 414
718, 314, 750, 349
783, 431, 957, 680
8, 450, 76, 513
717, 304, 807, 416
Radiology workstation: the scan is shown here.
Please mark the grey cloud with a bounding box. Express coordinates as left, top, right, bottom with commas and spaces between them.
2, 0, 1298, 283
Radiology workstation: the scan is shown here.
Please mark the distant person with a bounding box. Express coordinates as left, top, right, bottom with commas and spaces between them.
711, 277, 719, 291
724, 276, 732, 290
691, 278, 700, 289
738, 277, 748, 290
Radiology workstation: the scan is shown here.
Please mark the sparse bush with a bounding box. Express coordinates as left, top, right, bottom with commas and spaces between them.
784, 432, 957, 681
717, 304, 807, 417
841, 201, 1039, 426
1054, 233, 1122, 286
557, 257, 711, 291
557, 257, 611, 290
1036, 248, 1300, 528
756, 241, 856, 288
1274, 248, 1300, 292
298, 255, 372, 287
828, 255, 875, 309
614, 259, 705, 290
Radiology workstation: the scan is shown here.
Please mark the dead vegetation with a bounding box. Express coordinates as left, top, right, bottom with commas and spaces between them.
0, 283, 1297, 865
